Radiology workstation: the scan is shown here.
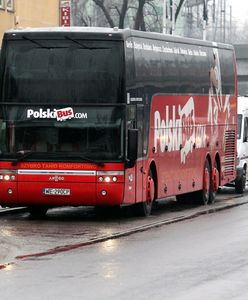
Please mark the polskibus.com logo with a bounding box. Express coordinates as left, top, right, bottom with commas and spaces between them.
26, 108, 88, 121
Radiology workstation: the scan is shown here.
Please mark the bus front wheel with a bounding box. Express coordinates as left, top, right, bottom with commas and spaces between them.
135, 170, 155, 216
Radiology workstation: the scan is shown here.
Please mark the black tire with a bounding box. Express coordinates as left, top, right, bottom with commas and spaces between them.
135, 201, 152, 217
135, 170, 155, 217
194, 160, 211, 205
28, 206, 48, 218
235, 168, 246, 194
209, 161, 219, 204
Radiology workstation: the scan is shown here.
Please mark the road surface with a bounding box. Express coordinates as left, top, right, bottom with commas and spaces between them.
0, 189, 248, 299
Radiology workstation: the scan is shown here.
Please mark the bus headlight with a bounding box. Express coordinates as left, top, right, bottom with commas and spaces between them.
0, 171, 17, 181
97, 171, 124, 183
105, 176, 111, 183
4, 175, 10, 181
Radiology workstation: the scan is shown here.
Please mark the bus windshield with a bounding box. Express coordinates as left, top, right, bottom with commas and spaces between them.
0, 38, 124, 103
0, 105, 124, 161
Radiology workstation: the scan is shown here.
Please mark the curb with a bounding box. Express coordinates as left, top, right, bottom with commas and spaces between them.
1, 195, 248, 270
13, 196, 248, 261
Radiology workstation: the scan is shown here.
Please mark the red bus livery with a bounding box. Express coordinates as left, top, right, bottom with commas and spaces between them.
0, 27, 237, 216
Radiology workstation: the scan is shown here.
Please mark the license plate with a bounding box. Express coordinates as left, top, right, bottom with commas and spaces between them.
43, 188, 70, 196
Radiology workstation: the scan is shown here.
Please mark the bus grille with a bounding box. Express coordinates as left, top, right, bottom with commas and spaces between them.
224, 130, 236, 176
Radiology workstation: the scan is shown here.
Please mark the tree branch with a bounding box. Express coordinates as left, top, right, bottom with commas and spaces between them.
93, 0, 115, 27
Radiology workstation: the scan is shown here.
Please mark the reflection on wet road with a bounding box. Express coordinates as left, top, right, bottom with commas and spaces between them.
0, 187, 247, 266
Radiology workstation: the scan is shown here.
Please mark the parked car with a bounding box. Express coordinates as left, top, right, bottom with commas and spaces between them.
235, 96, 248, 193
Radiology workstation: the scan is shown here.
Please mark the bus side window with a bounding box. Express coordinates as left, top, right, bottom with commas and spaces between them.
243, 117, 248, 142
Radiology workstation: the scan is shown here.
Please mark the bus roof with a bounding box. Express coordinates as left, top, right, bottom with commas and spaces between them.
4, 26, 234, 50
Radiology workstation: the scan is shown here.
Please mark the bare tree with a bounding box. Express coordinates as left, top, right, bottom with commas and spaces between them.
114, 0, 129, 28
93, 0, 115, 27
133, 0, 146, 30
72, 0, 186, 34
144, 1, 163, 32
175, 0, 186, 21
91, 0, 148, 30
73, 0, 164, 32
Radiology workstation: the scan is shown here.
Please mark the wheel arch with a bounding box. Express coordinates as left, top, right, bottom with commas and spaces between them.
214, 153, 221, 179
206, 154, 212, 171
149, 160, 158, 200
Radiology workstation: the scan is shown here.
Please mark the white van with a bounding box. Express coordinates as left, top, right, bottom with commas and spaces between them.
235, 96, 248, 193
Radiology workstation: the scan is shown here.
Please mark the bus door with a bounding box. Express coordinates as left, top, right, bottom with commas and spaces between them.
135, 104, 146, 203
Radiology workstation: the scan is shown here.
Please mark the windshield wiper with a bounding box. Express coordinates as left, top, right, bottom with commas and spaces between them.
64, 36, 110, 50
22, 36, 50, 48
12, 151, 35, 166
22, 36, 66, 49
48, 152, 105, 166
63, 153, 105, 167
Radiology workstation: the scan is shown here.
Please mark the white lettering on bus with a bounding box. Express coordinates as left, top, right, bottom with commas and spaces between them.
27, 108, 56, 119
154, 97, 206, 164
74, 112, 88, 119
126, 41, 133, 49
26, 108, 88, 120
125, 40, 207, 57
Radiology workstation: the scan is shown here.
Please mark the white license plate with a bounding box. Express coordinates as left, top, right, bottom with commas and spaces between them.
43, 188, 70, 196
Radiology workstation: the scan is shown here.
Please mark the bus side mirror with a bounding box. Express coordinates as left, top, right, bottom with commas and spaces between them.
127, 129, 138, 168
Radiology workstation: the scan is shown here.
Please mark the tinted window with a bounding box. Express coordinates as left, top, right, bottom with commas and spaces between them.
0, 105, 124, 161
218, 49, 235, 95
131, 38, 219, 94
0, 39, 124, 103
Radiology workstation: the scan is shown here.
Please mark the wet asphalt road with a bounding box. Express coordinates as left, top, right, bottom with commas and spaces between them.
0, 187, 248, 299
0, 187, 245, 266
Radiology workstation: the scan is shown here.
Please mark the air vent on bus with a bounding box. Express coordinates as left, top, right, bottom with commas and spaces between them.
224, 130, 236, 177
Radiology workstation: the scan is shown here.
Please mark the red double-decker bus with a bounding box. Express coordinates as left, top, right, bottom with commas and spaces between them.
0, 27, 237, 216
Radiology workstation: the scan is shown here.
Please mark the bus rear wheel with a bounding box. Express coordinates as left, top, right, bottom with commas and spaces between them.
135, 170, 155, 216
194, 160, 211, 205
209, 161, 219, 204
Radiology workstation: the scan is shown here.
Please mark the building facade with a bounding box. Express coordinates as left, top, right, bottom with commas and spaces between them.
0, 0, 60, 45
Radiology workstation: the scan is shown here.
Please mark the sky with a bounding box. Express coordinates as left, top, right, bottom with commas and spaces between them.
228, 0, 248, 24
